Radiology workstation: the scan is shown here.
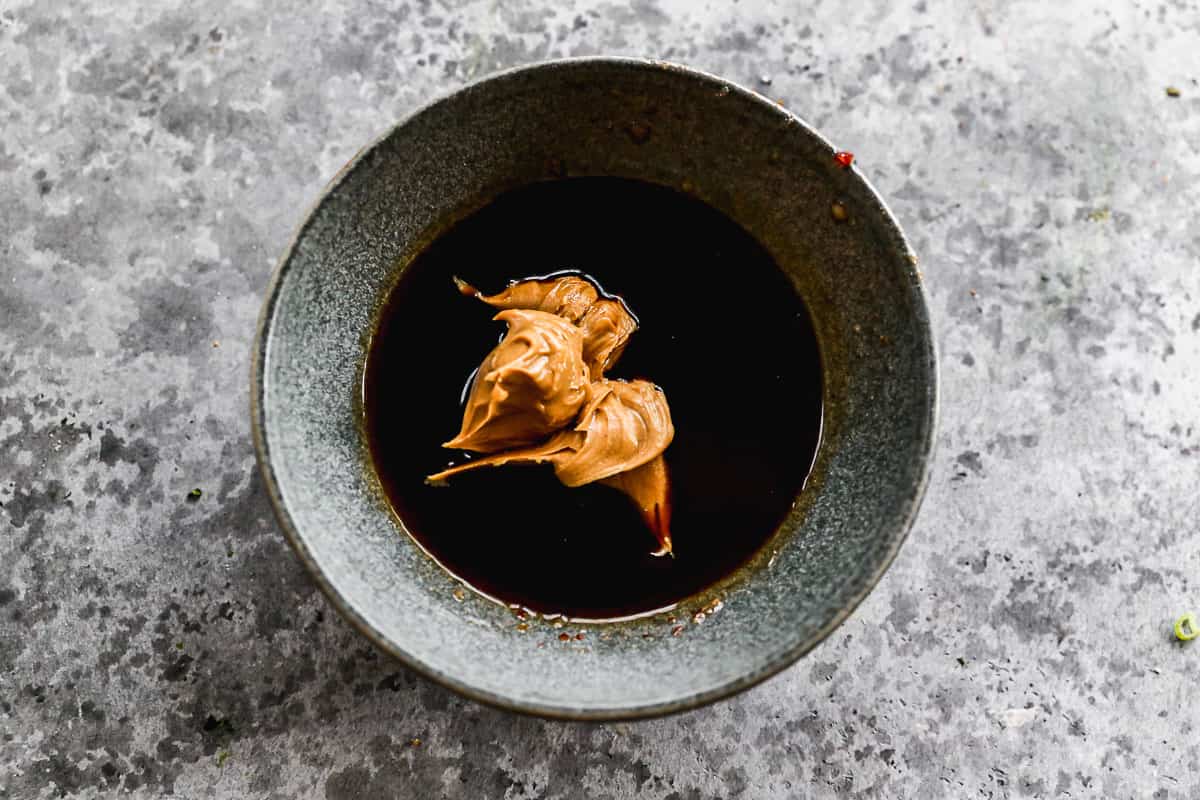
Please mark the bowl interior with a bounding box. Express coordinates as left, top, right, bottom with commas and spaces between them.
254, 58, 937, 719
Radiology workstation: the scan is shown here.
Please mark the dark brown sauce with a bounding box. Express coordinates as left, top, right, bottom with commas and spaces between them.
364, 177, 822, 620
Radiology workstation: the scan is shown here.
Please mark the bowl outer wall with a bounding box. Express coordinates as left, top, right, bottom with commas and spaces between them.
251, 57, 939, 720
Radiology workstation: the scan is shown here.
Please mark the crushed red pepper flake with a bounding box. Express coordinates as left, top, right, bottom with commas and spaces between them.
671, 625, 685, 637
626, 121, 652, 144
834, 151, 854, 168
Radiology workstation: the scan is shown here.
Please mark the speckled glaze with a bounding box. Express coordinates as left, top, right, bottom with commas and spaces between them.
252, 58, 937, 719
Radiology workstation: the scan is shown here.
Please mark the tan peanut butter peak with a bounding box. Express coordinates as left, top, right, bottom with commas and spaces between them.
429, 380, 672, 484
455, 275, 597, 322
433, 276, 673, 555
444, 308, 589, 453
456, 276, 638, 381
578, 299, 638, 381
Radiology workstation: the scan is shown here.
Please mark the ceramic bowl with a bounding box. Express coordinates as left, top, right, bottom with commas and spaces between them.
252, 57, 938, 719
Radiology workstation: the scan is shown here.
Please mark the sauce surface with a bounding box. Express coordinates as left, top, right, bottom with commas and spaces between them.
364, 177, 823, 619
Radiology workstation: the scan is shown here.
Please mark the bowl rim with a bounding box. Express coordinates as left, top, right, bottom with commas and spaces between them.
250, 55, 940, 721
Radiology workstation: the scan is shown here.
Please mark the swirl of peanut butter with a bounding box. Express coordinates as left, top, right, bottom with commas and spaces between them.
435, 276, 674, 554
430, 379, 672, 484
444, 308, 589, 453
455, 275, 598, 323
553, 379, 673, 485
578, 298, 638, 380
456, 276, 637, 380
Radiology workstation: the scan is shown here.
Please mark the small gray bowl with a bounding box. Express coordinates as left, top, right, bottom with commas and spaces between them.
252, 57, 937, 720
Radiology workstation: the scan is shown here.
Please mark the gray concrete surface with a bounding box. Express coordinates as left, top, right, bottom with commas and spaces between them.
2, 0, 1198, 797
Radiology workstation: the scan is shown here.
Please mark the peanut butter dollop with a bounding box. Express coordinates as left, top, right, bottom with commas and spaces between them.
433, 276, 673, 554
455, 275, 598, 323
579, 298, 639, 380
456, 276, 637, 380
429, 379, 673, 485
444, 308, 589, 453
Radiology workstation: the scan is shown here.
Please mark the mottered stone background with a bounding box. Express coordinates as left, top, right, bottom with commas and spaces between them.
2, 0, 1198, 797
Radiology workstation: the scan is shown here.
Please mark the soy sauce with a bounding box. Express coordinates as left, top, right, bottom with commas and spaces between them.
364, 178, 822, 620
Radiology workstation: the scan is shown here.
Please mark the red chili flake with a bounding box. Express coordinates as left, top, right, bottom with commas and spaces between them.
558, 632, 570, 641
626, 121, 651, 144
834, 151, 854, 168
574, 632, 586, 641
671, 625, 685, 637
